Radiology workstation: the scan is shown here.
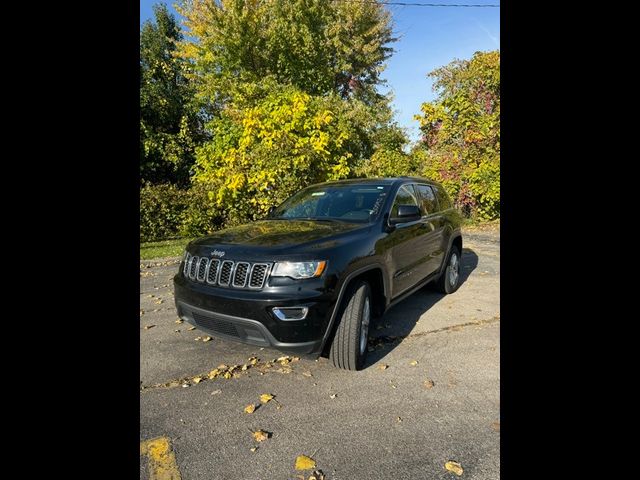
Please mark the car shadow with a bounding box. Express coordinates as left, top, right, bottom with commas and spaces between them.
362, 247, 479, 369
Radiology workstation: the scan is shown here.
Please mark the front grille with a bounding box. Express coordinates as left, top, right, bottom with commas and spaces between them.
192, 311, 239, 337
188, 256, 198, 280
233, 262, 250, 287
219, 260, 233, 286
196, 257, 209, 282
249, 264, 269, 289
206, 259, 220, 284
183, 255, 271, 290
183, 253, 192, 276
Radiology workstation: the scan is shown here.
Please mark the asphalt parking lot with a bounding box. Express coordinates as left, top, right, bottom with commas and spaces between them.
140, 228, 500, 480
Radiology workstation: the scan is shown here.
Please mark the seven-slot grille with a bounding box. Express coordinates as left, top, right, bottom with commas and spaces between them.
183, 253, 270, 290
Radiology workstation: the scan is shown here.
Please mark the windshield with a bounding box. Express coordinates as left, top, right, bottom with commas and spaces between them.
271, 184, 390, 223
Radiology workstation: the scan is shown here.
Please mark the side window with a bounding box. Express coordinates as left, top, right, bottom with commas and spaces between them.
416, 184, 438, 215
434, 185, 452, 210
390, 184, 419, 217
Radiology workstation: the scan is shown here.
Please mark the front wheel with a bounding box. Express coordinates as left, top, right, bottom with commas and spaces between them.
434, 245, 461, 294
329, 281, 371, 371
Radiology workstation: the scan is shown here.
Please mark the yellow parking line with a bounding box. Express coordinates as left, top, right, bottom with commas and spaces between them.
140, 437, 182, 480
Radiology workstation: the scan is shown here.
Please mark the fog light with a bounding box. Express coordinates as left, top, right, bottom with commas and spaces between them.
272, 307, 309, 321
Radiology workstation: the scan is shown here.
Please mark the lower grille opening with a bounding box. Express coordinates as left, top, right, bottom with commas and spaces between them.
192, 311, 240, 338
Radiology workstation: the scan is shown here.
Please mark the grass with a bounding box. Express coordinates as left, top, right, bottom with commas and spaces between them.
140, 237, 194, 260
461, 217, 500, 231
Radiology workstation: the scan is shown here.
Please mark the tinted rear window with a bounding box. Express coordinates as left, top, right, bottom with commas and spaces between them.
433, 185, 452, 210
415, 184, 438, 215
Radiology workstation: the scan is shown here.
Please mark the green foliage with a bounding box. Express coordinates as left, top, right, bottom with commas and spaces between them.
355, 124, 415, 177
140, 4, 202, 186
413, 50, 500, 220
176, 0, 394, 105
140, 184, 220, 242
192, 85, 374, 225
355, 148, 417, 178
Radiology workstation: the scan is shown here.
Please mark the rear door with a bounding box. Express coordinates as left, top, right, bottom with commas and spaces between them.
415, 184, 446, 275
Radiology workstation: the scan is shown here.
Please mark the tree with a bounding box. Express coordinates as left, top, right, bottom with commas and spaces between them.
174, 0, 400, 226
355, 124, 417, 178
192, 85, 372, 225
140, 4, 201, 186
175, 0, 395, 105
413, 50, 500, 219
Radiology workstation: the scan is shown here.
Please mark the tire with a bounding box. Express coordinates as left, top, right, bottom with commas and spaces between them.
434, 245, 462, 294
329, 281, 372, 371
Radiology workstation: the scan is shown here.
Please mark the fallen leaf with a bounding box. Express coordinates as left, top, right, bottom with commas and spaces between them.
140, 309, 144, 316
144, 325, 155, 330
260, 393, 274, 404
378, 364, 388, 370
329, 394, 337, 399
491, 421, 500, 431
194, 336, 202, 341
244, 404, 256, 414
210, 390, 221, 395
424, 379, 435, 389
250, 447, 257, 452
175, 319, 183, 324
241, 364, 248, 371
409, 360, 419, 366
445, 461, 463, 476
309, 471, 325, 480
188, 326, 196, 331
174, 329, 180, 333
223, 371, 232, 379
295, 455, 316, 470
248, 356, 259, 365
302, 371, 313, 377
397, 416, 402, 422
252, 430, 270, 442
202, 336, 212, 342
192, 377, 202, 384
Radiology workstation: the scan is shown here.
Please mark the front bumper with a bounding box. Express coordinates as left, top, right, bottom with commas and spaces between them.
174, 274, 334, 355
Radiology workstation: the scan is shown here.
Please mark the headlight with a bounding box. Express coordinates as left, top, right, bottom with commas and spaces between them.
271, 260, 327, 279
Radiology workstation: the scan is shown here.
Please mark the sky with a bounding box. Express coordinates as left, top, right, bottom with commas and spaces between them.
140, 1, 500, 143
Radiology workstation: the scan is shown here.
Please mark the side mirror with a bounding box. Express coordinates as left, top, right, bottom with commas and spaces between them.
389, 204, 421, 225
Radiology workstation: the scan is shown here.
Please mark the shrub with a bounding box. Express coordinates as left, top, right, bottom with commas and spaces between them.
140, 184, 221, 242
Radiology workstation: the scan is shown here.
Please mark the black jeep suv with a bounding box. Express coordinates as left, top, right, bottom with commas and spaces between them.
174, 177, 463, 370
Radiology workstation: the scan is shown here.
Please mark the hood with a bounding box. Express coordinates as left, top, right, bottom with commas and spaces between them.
189, 219, 369, 257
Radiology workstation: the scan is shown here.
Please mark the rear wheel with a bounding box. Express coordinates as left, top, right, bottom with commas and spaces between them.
329, 281, 371, 371
434, 245, 461, 294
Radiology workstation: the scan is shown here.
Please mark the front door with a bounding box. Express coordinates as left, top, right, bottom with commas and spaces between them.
384, 184, 432, 298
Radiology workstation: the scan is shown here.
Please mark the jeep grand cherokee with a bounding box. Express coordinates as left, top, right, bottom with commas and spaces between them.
174, 177, 463, 370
